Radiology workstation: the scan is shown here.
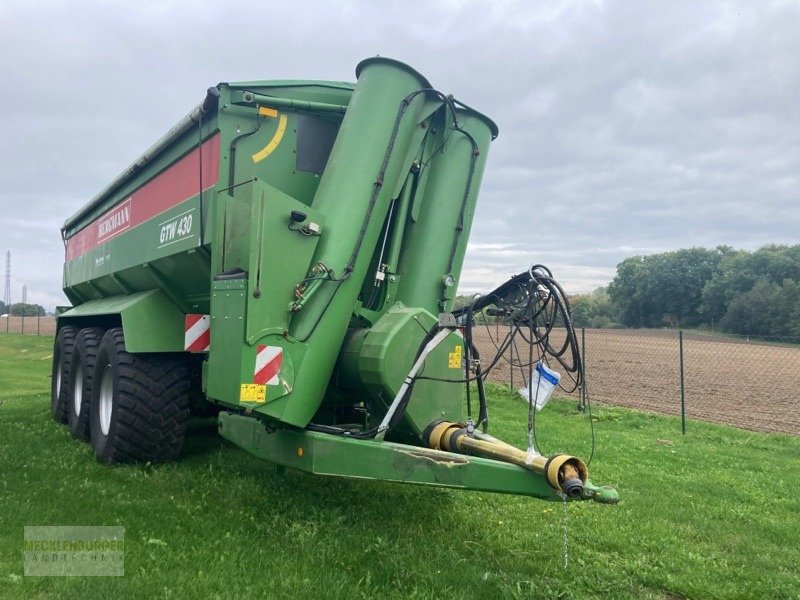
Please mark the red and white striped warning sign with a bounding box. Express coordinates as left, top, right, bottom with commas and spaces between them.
184, 314, 211, 352
254, 345, 283, 385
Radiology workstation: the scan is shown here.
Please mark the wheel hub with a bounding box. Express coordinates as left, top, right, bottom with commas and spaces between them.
99, 365, 113, 435
73, 363, 84, 416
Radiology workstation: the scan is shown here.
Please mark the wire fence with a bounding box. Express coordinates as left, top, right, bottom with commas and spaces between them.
474, 327, 800, 436
4, 316, 798, 435
1, 315, 56, 336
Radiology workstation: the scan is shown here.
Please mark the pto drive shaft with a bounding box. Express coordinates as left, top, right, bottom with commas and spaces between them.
423, 421, 588, 498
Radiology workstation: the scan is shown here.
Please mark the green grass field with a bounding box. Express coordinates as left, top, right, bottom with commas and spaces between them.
1, 331, 798, 599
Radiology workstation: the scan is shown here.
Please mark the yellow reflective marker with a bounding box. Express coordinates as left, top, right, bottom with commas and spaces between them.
240, 383, 266, 403
448, 345, 463, 369
252, 113, 288, 163
258, 106, 278, 118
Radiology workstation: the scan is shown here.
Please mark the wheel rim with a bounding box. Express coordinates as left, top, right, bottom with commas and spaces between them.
55, 355, 62, 398
99, 365, 113, 436
73, 362, 84, 416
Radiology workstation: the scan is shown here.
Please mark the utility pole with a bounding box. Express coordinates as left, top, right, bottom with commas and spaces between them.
3, 251, 10, 308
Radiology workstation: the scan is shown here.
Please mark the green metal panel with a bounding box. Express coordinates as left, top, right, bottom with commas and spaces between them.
396, 108, 495, 314
224, 80, 354, 104
61, 114, 217, 310
218, 412, 558, 500
58, 290, 184, 352
354, 305, 464, 436
206, 288, 305, 406
63, 195, 210, 310
216, 101, 326, 209
59, 59, 498, 433
55, 59, 618, 504
207, 180, 323, 408
63, 80, 354, 319
244, 181, 325, 343
207, 278, 305, 408
63, 80, 354, 237
206, 278, 247, 403
259, 58, 439, 427
221, 193, 252, 272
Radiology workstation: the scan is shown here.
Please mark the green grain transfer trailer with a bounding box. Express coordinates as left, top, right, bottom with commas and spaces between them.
53, 57, 617, 504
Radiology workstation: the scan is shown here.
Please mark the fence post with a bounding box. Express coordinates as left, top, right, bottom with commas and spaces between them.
37, 314, 41, 335
579, 327, 587, 412
679, 330, 686, 434
509, 321, 514, 390
21, 313, 25, 335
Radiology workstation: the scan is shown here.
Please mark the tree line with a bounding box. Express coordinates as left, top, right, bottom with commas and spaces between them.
603, 245, 800, 338
0, 301, 47, 317
456, 244, 800, 339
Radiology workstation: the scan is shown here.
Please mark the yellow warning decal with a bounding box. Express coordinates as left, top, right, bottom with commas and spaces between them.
252, 113, 288, 163
258, 106, 278, 118
240, 384, 266, 403
448, 345, 463, 369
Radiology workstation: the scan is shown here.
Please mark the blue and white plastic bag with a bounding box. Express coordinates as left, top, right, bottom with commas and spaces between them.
518, 361, 561, 410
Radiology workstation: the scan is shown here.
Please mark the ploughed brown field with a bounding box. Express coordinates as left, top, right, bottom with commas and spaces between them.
472, 327, 800, 436
0, 316, 56, 336
6, 317, 797, 435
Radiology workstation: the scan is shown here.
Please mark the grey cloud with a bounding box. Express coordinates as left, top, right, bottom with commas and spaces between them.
1, 0, 798, 309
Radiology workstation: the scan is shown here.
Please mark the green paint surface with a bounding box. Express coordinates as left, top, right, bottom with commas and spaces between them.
59, 58, 514, 480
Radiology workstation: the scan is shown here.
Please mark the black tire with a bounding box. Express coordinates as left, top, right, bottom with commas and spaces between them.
190, 401, 222, 418
89, 327, 190, 464
50, 325, 78, 424
187, 354, 219, 418
67, 327, 105, 441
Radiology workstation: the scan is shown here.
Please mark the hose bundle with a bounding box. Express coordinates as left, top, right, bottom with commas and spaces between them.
308, 264, 589, 456
452, 264, 582, 392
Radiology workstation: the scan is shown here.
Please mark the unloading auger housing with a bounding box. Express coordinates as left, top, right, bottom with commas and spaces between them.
54, 57, 618, 504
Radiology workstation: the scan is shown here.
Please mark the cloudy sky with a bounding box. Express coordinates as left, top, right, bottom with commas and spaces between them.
1, 0, 798, 309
